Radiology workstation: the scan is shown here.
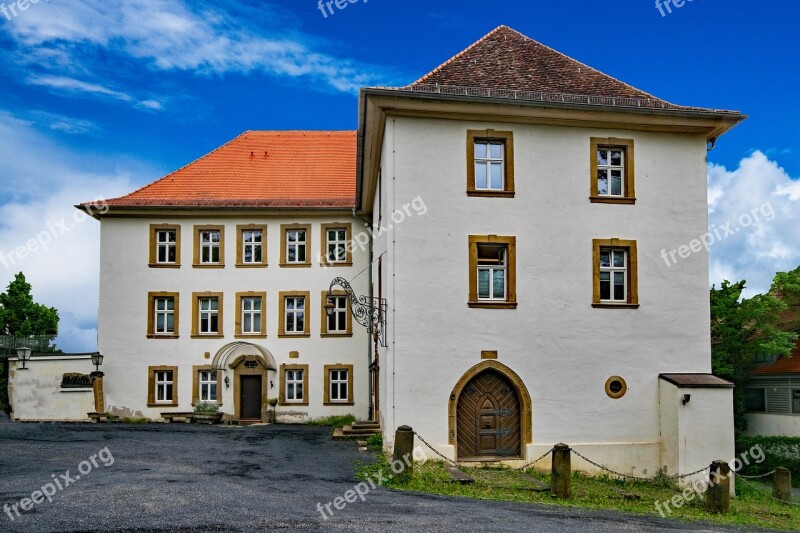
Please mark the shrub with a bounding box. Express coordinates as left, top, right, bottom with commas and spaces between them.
737, 436, 800, 487
308, 414, 356, 427
194, 402, 219, 414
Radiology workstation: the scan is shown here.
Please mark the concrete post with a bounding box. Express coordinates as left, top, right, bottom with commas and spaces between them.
773, 467, 792, 502
551, 443, 572, 499
706, 460, 731, 514
90, 372, 105, 414
393, 425, 415, 481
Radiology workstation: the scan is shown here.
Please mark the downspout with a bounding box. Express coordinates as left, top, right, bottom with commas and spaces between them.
353, 207, 375, 421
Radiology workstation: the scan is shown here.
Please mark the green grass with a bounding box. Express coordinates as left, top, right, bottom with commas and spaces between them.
356, 456, 800, 531
104, 414, 151, 424
307, 414, 356, 427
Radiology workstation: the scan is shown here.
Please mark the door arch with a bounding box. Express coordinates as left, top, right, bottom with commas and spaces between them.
449, 361, 532, 460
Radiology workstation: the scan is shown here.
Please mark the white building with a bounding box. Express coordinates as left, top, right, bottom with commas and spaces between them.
80, 131, 372, 423
358, 26, 744, 480
11, 25, 744, 481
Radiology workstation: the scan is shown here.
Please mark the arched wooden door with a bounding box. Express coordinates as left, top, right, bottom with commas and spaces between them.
456, 369, 521, 459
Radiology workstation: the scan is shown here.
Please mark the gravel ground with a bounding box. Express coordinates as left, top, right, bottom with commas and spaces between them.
0, 423, 783, 532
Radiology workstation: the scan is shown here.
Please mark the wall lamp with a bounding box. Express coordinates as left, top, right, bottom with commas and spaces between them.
682, 394, 691, 405
15, 347, 31, 370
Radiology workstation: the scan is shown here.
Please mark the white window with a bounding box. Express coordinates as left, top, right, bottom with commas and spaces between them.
329, 369, 349, 403
327, 296, 348, 333
477, 244, 507, 300
286, 229, 307, 263
156, 230, 177, 264
285, 296, 305, 333
199, 370, 217, 402
155, 371, 174, 403
599, 249, 627, 302
154, 297, 175, 334
242, 297, 262, 334
597, 148, 625, 197
326, 229, 348, 263
286, 369, 304, 403
200, 230, 221, 264
199, 297, 219, 334
474, 141, 505, 191
242, 230, 263, 264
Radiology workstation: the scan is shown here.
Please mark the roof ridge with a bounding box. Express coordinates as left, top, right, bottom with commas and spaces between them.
409, 25, 508, 86
105, 131, 250, 203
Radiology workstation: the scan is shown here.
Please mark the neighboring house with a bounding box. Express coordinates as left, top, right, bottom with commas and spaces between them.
358, 26, 744, 480
11, 25, 745, 481
747, 310, 800, 436
78, 131, 371, 423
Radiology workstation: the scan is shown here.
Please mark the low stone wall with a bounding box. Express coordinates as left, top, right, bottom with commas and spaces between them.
8, 355, 99, 422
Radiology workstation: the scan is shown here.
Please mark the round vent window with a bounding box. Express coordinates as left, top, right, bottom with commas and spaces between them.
605, 376, 628, 399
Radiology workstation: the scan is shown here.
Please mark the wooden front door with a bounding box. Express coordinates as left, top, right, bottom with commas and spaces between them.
456, 370, 521, 459
239, 375, 262, 420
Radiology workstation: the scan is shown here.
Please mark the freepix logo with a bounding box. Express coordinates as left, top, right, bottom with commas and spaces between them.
655, 0, 696, 17
4, 447, 115, 521
0, 0, 49, 22
317, 0, 368, 19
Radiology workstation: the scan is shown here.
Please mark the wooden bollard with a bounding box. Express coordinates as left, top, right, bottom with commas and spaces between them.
773, 467, 792, 502
551, 443, 572, 499
706, 460, 731, 514
392, 425, 414, 481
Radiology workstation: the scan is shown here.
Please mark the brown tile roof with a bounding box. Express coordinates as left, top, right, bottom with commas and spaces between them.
85, 131, 357, 209
393, 25, 736, 113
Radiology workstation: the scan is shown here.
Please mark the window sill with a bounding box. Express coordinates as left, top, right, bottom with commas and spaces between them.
320, 262, 354, 268
589, 196, 637, 205
321, 333, 354, 338
148, 263, 181, 269
278, 333, 311, 338
324, 402, 355, 407
191, 334, 225, 339
147, 403, 178, 408
279, 401, 309, 407
235, 263, 268, 269
467, 190, 515, 198
592, 303, 640, 309
146, 335, 180, 339
235, 334, 267, 339
193, 264, 225, 269
468, 301, 518, 310
279, 263, 312, 268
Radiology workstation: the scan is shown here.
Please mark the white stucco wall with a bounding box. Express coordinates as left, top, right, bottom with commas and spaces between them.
98, 215, 371, 422
8, 355, 97, 421
659, 381, 735, 486
745, 413, 800, 437
374, 114, 720, 474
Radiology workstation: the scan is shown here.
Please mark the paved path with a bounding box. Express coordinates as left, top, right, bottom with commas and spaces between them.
0, 423, 783, 532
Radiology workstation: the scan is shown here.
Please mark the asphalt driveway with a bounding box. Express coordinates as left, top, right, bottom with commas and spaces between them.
0, 422, 781, 532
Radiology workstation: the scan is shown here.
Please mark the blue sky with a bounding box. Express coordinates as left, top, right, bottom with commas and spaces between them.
0, 0, 798, 351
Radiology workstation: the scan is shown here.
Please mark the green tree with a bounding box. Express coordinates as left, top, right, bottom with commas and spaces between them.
710, 274, 799, 436
0, 273, 59, 336
0, 273, 59, 412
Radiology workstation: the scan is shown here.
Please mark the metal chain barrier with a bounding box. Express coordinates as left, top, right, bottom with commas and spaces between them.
736, 473, 800, 506
413, 432, 458, 466
737, 470, 776, 479
569, 447, 708, 483
513, 448, 554, 471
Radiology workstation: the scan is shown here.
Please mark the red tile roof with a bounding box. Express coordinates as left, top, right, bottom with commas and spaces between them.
396, 26, 734, 113
752, 339, 800, 375
88, 131, 357, 209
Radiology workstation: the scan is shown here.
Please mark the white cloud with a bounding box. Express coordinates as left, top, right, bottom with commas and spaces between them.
27, 75, 164, 110
3, 0, 399, 102
0, 112, 161, 352
708, 151, 800, 298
